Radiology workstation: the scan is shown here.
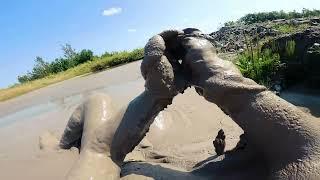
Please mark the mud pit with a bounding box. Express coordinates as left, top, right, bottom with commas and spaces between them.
42, 89, 255, 180
0, 60, 319, 180
55, 29, 320, 180
0, 61, 245, 180
1, 29, 320, 180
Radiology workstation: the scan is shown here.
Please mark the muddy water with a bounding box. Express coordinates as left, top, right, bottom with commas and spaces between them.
0, 61, 142, 117
0, 76, 144, 159
0, 78, 143, 129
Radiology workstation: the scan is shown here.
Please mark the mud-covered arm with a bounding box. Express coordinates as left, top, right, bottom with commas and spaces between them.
179, 31, 266, 113
111, 30, 187, 165
208, 84, 320, 178
111, 91, 172, 164
180, 29, 320, 179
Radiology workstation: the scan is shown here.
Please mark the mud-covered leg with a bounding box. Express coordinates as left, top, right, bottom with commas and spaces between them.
65, 94, 121, 180
64, 29, 186, 179
60, 104, 84, 149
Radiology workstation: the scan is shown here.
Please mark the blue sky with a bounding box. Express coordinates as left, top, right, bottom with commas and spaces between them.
1, 0, 319, 88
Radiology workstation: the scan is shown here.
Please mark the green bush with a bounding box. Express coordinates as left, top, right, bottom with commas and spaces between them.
18, 57, 53, 83
236, 49, 281, 87
269, 39, 297, 61
91, 48, 144, 72
272, 23, 310, 34
224, 21, 237, 27
49, 58, 73, 73
17, 45, 96, 84
101, 51, 121, 58
17, 74, 32, 84
273, 24, 296, 33
239, 9, 320, 25
74, 49, 94, 65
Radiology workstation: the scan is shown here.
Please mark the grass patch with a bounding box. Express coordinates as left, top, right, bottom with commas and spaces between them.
0, 48, 144, 102
285, 40, 296, 58
236, 49, 281, 87
239, 9, 320, 25
272, 23, 309, 34
91, 49, 144, 72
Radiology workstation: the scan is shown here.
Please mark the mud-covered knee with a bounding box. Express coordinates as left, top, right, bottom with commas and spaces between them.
59, 104, 84, 149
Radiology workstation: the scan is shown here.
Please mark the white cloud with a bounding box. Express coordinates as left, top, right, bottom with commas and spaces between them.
127, 29, 137, 32
102, 7, 122, 16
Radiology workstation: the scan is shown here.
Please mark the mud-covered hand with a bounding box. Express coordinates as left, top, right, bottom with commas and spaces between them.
141, 30, 187, 99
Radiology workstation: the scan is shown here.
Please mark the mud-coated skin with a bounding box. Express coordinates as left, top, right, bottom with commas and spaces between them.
60, 94, 121, 180
58, 29, 320, 180
59, 30, 187, 180
141, 30, 186, 98
180, 28, 320, 179
111, 30, 187, 164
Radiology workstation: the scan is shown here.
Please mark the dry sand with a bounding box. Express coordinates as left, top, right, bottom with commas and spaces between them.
0, 61, 318, 180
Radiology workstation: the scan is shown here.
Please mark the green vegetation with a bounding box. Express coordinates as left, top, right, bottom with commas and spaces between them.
0, 48, 143, 101
269, 39, 297, 61
224, 21, 236, 27
236, 31, 298, 87
224, 9, 320, 26
91, 49, 144, 72
272, 23, 309, 34
285, 40, 296, 58
236, 49, 281, 87
240, 9, 320, 24
273, 24, 297, 33
17, 44, 143, 84
17, 44, 94, 83
0, 62, 93, 101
